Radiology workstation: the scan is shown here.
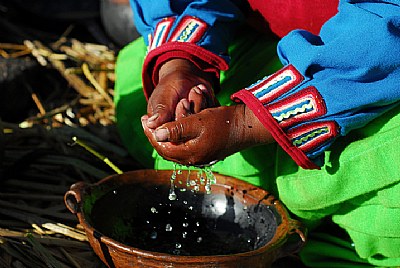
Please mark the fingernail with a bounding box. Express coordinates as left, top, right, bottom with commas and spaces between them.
193, 86, 202, 95
147, 113, 159, 124
197, 84, 207, 92
140, 116, 147, 128
154, 128, 169, 142
182, 99, 190, 111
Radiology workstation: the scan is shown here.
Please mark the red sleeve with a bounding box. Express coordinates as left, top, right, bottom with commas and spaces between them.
247, 0, 339, 37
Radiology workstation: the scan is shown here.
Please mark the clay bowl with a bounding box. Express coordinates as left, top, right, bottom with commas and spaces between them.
64, 169, 306, 268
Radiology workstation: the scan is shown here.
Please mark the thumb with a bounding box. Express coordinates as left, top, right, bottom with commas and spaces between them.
146, 103, 175, 129
153, 119, 200, 142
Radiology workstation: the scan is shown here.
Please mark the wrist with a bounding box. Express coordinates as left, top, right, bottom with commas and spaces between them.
158, 58, 196, 81
233, 104, 273, 148
157, 58, 216, 89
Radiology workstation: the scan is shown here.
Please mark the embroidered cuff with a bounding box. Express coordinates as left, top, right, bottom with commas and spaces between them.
142, 16, 229, 100
231, 65, 339, 169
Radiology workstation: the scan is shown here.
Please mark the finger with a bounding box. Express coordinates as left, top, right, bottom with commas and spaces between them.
188, 85, 207, 113
175, 98, 191, 120
201, 83, 220, 108
141, 115, 156, 140
142, 115, 194, 164
146, 102, 175, 129
154, 117, 201, 143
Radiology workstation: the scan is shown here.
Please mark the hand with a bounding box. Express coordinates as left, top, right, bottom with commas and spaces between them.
141, 104, 274, 166
145, 58, 218, 129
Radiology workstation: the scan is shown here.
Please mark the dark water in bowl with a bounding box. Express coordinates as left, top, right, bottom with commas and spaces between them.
89, 183, 278, 256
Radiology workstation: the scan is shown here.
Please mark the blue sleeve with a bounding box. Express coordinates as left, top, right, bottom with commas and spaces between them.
129, 0, 245, 60
232, 0, 400, 168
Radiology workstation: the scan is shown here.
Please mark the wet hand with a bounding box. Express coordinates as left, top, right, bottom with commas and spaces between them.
142, 104, 274, 166
145, 59, 218, 129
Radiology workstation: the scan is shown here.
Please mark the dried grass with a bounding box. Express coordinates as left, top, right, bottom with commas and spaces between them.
0, 34, 139, 267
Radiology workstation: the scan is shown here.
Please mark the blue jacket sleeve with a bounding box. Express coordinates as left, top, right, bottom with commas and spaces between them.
232, 0, 400, 169
129, 0, 245, 98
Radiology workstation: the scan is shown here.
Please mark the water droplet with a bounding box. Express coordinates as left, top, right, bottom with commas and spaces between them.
190, 180, 197, 186
226, 120, 230, 124
197, 237, 202, 243
186, 168, 192, 186
113, 190, 117, 195
168, 191, 177, 201
150, 231, 157, 239
182, 223, 189, 228
183, 200, 188, 205
205, 184, 211, 194
165, 224, 172, 232
188, 206, 193, 210
175, 243, 182, 249
196, 222, 200, 227
150, 207, 158, 213
182, 232, 187, 238
194, 185, 200, 192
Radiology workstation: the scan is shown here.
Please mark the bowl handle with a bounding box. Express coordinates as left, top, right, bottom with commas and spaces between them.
278, 219, 307, 257
64, 182, 87, 214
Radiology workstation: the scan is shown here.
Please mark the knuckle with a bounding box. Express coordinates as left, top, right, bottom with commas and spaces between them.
169, 123, 185, 141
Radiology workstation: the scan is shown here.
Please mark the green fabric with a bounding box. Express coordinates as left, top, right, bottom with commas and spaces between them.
114, 29, 400, 267
300, 232, 372, 267
114, 39, 154, 167
275, 105, 400, 267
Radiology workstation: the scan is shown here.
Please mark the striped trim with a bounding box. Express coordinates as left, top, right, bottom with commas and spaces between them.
246, 65, 304, 104
288, 121, 338, 153
147, 33, 153, 49
169, 16, 208, 43
268, 86, 327, 129
149, 17, 175, 51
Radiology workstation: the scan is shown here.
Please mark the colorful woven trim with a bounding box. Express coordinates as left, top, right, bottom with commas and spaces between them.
231, 64, 339, 169
231, 89, 319, 169
142, 15, 225, 99
147, 16, 208, 52
169, 16, 208, 43
287, 121, 339, 154
268, 86, 327, 129
149, 17, 175, 51
245, 65, 303, 104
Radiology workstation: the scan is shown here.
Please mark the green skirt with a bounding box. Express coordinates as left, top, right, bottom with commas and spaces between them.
114, 29, 400, 267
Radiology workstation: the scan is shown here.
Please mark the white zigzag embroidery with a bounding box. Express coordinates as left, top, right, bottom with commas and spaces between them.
273, 102, 314, 122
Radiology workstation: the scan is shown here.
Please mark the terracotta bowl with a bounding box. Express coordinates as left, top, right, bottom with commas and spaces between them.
64, 169, 306, 268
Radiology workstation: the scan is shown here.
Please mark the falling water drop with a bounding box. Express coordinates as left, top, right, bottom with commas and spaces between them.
169, 163, 177, 201
165, 224, 172, 232
150, 207, 158, 213
150, 231, 157, 239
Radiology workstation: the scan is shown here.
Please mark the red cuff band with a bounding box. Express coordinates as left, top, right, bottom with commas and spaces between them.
231, 89, 320, 170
